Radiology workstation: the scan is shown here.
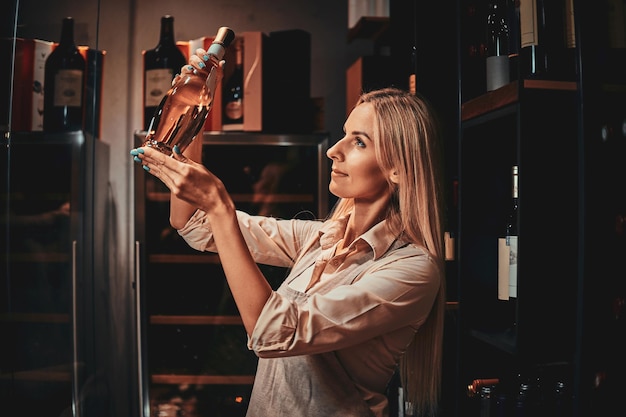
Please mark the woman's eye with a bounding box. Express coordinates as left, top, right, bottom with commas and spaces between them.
355, 137, 365, 147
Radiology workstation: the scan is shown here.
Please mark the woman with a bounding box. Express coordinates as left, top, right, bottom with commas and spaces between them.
131, 55, 446, 417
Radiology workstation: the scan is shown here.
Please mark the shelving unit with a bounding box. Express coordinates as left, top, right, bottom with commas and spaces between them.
133, 131, 329, 417
0, 131, 110, 416
456, 0, 626, 415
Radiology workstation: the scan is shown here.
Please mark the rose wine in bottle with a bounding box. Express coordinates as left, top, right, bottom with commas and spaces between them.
143, 15, 188, 131
43, 17, 86, 133
143, 27, 235, 156
222, 37, 244, 130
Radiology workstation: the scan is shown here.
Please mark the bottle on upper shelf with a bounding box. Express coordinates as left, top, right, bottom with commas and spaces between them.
486, 1, 510, 91
222, 37, 244, 130
498, 165, 518, 312
43, 16, 86, 133
519, 0, 576, 80
143, 15, 188, 131
143, 27, 235, 156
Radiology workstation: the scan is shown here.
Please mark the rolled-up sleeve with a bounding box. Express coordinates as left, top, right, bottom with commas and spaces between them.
178, 209, 323, 267
247, 246, 441, 357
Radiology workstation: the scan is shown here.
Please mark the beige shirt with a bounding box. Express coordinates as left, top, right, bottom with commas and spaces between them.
178, 210, 441, 417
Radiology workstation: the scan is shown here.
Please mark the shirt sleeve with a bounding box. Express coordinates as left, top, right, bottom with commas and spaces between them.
247, 246, 442, 357
178, 209, 323, 267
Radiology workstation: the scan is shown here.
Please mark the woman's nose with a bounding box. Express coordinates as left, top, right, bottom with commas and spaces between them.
326, 139, 342, 160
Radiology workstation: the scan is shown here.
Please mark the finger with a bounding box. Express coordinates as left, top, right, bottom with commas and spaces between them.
194, 48, 207, 59
171, 145, 188, 163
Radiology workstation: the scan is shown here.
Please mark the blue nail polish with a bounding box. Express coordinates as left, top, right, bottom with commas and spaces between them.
134, 156, 141, 163
137, 148, 144, 154
143, 165, 150, 172
198, 62, 206, 69
187, 65, 193, 71
202, 54, 209, 61
173, 145, 180, 154
130, 149, 138, 156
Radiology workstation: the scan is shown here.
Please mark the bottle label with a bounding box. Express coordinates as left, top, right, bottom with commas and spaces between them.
508, 235, 518, 298
498, 237, 510, 300
444, 231, 455, 261
53, 69, 83, 107
224, 100, 243, 120
520, 0, 539, 48
145, 68, 174, 107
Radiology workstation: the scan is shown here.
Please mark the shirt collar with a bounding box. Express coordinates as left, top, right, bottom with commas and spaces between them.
318, 213, 403, 260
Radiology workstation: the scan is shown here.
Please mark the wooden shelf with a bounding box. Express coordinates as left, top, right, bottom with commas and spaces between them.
0, 364, 73, 382
150, 315, 243, 325
149, 253, 221, 264
1, 252, 69, 263
152, 374, 255, 385
461, 80, 578, 122
0, 313, 70, 323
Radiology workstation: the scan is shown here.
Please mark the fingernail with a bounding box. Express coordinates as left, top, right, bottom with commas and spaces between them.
198, 62, 206, 69
186, 65, 193, 71
143, 165, 150, 172
173, 145, 181, 154
137, 148, 144, 154
130, 149, 138, 156
134, 156, 141, 163
202, 54, 209, 61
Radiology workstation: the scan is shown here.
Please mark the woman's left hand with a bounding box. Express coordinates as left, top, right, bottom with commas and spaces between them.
130, 145, 234, 216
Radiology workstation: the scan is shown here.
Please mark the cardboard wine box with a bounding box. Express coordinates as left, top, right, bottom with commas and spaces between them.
0, 38, 55, 131
189, 30, 312, 134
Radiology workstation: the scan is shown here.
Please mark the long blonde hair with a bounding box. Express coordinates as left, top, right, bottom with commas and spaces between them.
331, 87, 446, 416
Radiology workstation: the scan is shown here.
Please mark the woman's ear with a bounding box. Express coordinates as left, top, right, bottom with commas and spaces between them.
389, 170, 400, 184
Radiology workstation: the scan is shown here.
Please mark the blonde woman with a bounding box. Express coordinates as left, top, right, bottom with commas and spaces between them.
132, 64, 446, 416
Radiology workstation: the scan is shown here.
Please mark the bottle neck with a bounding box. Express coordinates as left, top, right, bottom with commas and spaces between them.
159, 17, 176, 46
59, 17, 76, 47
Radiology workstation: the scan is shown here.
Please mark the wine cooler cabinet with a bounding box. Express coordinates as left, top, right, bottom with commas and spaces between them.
0, 131, 111, 416
134, 131, 329, 417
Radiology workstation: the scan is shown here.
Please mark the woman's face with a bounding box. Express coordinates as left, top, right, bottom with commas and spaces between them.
327, 103, 393, 203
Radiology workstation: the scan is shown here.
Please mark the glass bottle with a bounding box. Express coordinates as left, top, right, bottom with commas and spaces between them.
43, 17, 85, 133
486, 1, 510, 91
222, 37, 244, 130
143, 27, 235, 156
143, 15, 188, 131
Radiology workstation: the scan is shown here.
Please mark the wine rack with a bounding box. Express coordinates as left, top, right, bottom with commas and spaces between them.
134, 131, 329, 417
457, 0, 626, 415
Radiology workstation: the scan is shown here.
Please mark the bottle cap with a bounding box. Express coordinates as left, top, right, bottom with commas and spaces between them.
207, 27, 235, 58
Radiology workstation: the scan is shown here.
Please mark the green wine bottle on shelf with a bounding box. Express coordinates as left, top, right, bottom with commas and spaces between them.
43, 17, 85, 133
486, 1, 510, 91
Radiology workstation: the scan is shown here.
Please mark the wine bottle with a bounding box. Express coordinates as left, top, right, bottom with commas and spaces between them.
480, 385, 494, 417
409, 44, 417, 95
143, 15, 188, 131
519, 0, 568, 79
43, 17, 86, 133
486, 1, 510, 91
143, 27, 235, 156
498, 165, 519, 301
468, 378, 501, 397
222, 38, 244, 130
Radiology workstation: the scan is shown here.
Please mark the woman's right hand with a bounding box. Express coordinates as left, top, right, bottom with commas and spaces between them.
172, 48, 225, 86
